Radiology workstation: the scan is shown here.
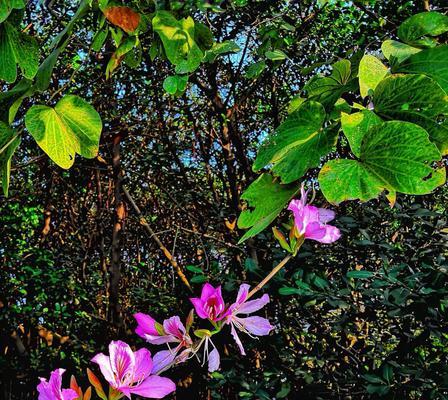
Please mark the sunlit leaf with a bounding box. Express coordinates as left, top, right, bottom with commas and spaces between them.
381, 39, 421, 63
25, 95, 102, 169
341, 110, 382, 157
358, 54, 388, 98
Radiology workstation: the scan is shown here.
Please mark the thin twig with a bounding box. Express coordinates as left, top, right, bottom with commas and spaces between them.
123, 186, 192, 292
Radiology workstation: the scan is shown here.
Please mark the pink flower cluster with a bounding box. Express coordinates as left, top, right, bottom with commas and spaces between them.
134, 283, 273, 373
37, 185, 340, 400
37, 283, 272, 400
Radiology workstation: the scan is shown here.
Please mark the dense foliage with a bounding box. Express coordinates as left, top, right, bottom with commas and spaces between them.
0, 0, 447, 399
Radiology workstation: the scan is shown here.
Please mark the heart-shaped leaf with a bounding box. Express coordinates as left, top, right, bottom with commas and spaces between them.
398, 11, 448, 45
374, 74, 448, 154
304, 59, 357, 108
319, 121, 445, 203
358, 54, 388, 98
152, 11, 204, 73
253, 101, 336, 184
395, 45, 448, 93
25, 95, 102, 169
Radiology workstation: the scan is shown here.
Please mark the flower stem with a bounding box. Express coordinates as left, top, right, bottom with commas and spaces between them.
246, 254, 293, 300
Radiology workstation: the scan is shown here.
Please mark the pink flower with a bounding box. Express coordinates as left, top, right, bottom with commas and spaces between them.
225, 284, 273, 355
37, 369, 78, 400
91, 340, 176, 399
190, 283, 227, 322
135, 313, 194, 374
288, 185, 341, 243
134, 313, 192, 347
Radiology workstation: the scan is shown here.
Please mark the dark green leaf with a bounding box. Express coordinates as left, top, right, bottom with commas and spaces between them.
237, 174, 299, 243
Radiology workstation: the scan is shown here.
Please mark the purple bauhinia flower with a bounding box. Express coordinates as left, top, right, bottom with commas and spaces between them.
37, 368, 78, 400
288, 185, 341, 244
225, 284, 273, 355
190, 283, 227, 322
91, 340, 176, 399
134, 313, 193, 347
135, 313, 194, 374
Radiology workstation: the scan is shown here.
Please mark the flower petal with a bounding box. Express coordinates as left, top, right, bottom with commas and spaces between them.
61, 389, 79, 400
190, 297, 208, 319
235, 284, 250, 305
288, 199, 305, 232
143, 333, 177, 345
208, 348, 220, 372
91, 353, 116, 387
230, 323, 246, 355
109, 340, 135, 383
304, 221, 327, 240
318, 207, 336, 223
201, 283, 217, 301
129, 376, 176, 399
134, 313, 158, 338
163, 316, 185, 338
152, 350, 176, 375
134, 348, 153, 381
316, 224, 341, 243
236, 294, 269, 315
237, 316, 273, 336
49, 369, 64, 396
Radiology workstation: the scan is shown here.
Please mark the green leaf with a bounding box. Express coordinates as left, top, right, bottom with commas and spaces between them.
304, 59, 356, 108
0, 0, 25, 23
254, 101, 336, 184
0, 122, 20, 196
194, 21, 213, 51
381, 40, 421, 63
105, 36, 137, 78
358, 54, 388, 98
0, 21, 39, 83
341, 110, 382, 157
152, 11, 203, 73
395, 45, 448, 93
186, 265, 203, 274
245, 61, 266, 79
374, 74, 448, 154
347, 270, 374, 279
398, 12, 448, 45
25, 95, 102, 169
163, 75, 188, 96
287, 96, 305, 114
265, 49, 287, 61
190, 275, 208, 284
203, 41, 240, 63
0, 78, 32, 123
319, 121, 445, 203
91, 28, 108, 52
279, 287, 301, 296
237, 174, 299, 243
